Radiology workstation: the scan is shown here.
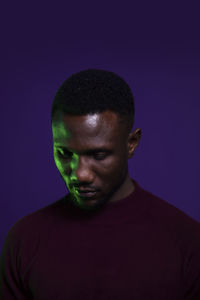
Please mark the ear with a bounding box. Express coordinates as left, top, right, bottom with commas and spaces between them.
127, 128, 142, 158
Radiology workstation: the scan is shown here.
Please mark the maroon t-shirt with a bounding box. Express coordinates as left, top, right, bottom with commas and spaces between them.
1, 179, 200, 299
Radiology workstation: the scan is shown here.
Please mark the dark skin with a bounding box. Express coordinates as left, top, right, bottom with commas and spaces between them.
52, 110, 141, 211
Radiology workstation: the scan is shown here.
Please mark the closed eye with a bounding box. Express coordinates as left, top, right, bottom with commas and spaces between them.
57, 149, 72, 158
56, 147, 111, 161
93, 152, 108, 160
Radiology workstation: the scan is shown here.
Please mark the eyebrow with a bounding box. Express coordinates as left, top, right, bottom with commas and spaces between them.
54, 145, 112, 155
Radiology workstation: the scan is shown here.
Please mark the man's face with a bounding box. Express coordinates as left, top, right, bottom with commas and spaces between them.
52, 110, 139, 211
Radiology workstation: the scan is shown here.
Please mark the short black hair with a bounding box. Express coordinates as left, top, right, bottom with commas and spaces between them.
51, 69, 135, 133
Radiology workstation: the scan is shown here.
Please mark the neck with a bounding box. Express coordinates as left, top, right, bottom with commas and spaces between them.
109, 175, 135, 203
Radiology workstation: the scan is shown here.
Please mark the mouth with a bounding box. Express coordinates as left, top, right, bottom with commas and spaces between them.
74, 189, 98, 199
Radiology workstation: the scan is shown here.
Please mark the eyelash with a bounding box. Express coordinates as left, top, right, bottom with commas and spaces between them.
94, 153, 107, 160
57, 150, 72, 158
57, 150, 107, 160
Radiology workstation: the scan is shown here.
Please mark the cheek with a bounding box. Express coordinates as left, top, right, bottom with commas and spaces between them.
54, 156, 75, 178
54, 155, 65, 173
110, 155, 128, 177
96, 156, 124, 177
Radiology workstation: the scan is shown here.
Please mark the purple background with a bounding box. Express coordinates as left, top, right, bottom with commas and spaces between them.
1, 1, 200, 250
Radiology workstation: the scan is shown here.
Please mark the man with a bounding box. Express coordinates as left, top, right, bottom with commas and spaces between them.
0, 69, 200, 299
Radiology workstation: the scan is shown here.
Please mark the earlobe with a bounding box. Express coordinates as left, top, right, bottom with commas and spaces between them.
128, 148, 135, 159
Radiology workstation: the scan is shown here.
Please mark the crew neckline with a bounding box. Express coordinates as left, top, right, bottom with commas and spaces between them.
62, 179, 146, 224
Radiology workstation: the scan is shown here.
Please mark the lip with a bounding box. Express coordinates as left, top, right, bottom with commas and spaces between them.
75, 189, 97, 198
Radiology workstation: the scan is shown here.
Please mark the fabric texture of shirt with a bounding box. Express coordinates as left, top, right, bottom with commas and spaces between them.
0, 179, 200, 299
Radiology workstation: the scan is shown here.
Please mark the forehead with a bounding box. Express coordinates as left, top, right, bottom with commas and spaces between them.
52, 110, 125, 147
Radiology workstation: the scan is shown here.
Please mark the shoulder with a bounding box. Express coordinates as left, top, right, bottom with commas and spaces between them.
140, 186, 200, 265
4, 196, 67, 250
139, 184, 200, 232
1, 197, 67, 277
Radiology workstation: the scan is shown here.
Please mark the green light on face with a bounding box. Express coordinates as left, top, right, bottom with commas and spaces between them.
52, 122, 73, 182
69, 152, 79, 187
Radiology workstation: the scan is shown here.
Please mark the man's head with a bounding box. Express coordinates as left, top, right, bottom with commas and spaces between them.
51, 69, 141, 211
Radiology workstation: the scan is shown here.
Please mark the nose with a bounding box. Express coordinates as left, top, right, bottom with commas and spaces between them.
71, 155, 94, 183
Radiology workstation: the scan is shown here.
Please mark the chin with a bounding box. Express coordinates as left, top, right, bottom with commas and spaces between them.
74, 195, 108, 212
